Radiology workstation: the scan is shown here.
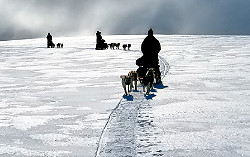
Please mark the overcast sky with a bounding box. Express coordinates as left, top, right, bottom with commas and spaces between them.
0, 0, 250, 41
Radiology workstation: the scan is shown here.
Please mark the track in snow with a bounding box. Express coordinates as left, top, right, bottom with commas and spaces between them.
96, 56, 170, 157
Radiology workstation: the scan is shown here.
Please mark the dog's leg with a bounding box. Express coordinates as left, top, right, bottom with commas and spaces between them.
124, 87, 128, 95
122, 78, 128, 95
146, 82, 151, 95
130, 80, 134, 91
151, 80, 154, 90
135, 80, 137, 91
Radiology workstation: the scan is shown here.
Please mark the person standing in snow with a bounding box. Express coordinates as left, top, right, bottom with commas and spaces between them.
136, 29, 161, 83
46, 33, 53, 48
96, 31, 102, 45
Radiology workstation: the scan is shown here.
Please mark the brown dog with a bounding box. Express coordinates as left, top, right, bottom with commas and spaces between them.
120, 71, 138, 95
128, 71, 137, 91
120, 75, 132, 95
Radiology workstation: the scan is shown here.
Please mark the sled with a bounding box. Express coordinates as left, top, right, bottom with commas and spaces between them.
136, 67, 161, 95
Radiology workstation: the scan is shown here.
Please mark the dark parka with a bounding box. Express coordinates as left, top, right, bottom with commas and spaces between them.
137, 29, 161, 67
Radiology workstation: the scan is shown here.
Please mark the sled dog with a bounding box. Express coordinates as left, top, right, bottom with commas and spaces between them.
109, 43, 120, 49
142, 68, 155, 95
115, 43, 120, 49
128, 71, 137, 91
120, 71, 138, 95
108, 43, 114, 49
57, 43, 63, 48
122, 44, 131, 50
120, 75, 132, 96
122, 44, 127, 50
128, 44, 131, 50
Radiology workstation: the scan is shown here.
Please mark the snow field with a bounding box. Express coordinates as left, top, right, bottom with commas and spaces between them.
1, 35, 250, 157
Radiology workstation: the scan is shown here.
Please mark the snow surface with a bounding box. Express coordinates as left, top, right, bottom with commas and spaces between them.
0, 35, 250, 157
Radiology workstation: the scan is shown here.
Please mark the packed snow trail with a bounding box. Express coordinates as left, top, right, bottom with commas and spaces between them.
96, 56, 170, 157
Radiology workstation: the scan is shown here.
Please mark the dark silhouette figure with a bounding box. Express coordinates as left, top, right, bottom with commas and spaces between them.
96, 31, 108, 50
57, 43, 63, 48
122, 44, 128, 50
136, 29, 161, 83
128, 44, 131, 50
46, 33, 55, 48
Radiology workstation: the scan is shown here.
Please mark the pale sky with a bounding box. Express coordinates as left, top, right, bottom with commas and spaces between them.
0, 0, 250, 40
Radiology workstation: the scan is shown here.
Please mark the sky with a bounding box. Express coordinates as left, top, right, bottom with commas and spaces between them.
0, 0, 250, 41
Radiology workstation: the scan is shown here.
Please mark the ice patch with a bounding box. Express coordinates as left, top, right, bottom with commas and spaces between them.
84, 113, 109, 121
0, 99, 9, 108
1, 105, 55, 115
77, 106, 92, 111
100, 99, 121, 104
30, 133, 98, 147
0, 144, 70, 156
12, 115, 76, 131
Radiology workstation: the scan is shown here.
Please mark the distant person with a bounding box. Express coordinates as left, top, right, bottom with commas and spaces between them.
95, 31, 108, 50
46, 33, 54, 48
136, 29, 161, 83
96, 31, 102, 44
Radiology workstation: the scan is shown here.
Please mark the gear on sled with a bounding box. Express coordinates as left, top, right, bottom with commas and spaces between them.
136, 66, 161, 85
134, 29, 162, 94
136, 56, 161, 85
136, 66, 161, 95
95, 31, 108, 50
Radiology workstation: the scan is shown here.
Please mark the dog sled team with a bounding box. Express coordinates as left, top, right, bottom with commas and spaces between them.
120, 29, 162, 96
96, 31, 132, 50
46, 33, 63, 48
120, 68, 157, 96
107, 43, 131, 50
46, 29, 162, 96
46, 31, 131, 50
108, 43, 120, 49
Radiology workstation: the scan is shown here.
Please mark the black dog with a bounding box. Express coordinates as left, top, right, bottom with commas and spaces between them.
142, 68, 155, 95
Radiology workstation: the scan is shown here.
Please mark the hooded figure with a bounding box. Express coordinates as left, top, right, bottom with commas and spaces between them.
141, 29, 161, 57
46, 33, 54, 48
96, 31, 108, 50
136, 29, 162, 83
137, 29, 161, 67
